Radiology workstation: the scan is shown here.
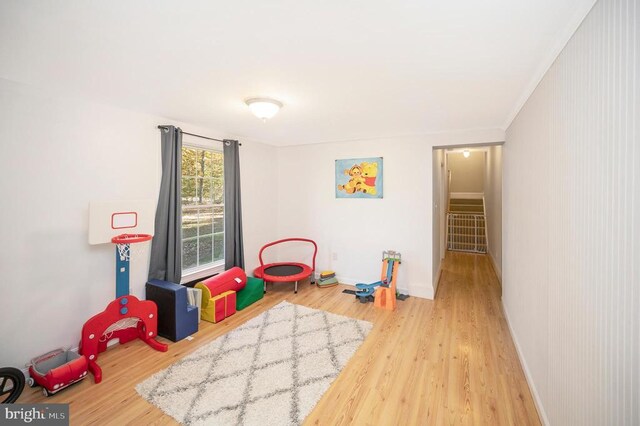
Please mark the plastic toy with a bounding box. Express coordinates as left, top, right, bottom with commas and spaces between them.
78, 231, 168, 384
79, 295, 167, 383
0, 367, 25, 403
253, 238, 317, 293
27, 348, 88, 396
355, 251, 401, 310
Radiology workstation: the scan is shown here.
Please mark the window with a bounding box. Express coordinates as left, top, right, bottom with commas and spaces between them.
181, 146, 224, 278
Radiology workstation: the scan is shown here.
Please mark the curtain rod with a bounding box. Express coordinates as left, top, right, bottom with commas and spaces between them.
157, 125, 241, 145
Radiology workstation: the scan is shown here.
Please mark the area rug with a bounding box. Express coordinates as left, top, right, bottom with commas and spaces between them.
136, 301, 373, 426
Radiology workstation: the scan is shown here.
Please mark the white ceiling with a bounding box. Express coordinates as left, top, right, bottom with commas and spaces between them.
0, 0, 595, 146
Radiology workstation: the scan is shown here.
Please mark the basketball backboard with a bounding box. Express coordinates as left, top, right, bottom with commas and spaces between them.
89, 199, 155, 245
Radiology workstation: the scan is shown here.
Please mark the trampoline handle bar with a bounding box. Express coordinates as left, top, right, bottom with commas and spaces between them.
258, 238, 318, 272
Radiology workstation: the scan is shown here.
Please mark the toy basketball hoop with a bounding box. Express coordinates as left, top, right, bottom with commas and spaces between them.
111, 233, 152, 262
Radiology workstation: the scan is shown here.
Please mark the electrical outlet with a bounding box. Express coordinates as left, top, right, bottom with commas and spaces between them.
332, 252, 338, 261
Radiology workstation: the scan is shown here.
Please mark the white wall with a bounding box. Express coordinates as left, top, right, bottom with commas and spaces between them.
484, 145, 502, 280
274, 130, 504, 300
0, 78, 278, 367
503, 0, 639, 424
432, 149, 445, 288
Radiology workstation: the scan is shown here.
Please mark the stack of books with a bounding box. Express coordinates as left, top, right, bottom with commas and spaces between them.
186, 287, 202, 322
317, 271, 338, 288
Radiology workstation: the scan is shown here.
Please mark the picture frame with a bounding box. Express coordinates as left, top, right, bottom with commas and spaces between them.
335, 157, 383, 199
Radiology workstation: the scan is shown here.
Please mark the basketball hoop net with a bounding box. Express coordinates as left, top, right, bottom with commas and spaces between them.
111, 234, 152, 262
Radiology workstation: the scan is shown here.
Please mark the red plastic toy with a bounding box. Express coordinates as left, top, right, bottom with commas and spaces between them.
28, 348, 89, 396
78, 295, 167, 383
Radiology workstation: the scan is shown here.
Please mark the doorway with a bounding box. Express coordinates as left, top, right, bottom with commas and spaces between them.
432, 143, 503, 295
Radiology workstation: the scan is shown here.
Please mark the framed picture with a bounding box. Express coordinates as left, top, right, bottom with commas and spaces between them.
335, 157, 383, 198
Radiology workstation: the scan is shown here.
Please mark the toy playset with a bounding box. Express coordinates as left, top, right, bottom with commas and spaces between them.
79, 200, 167, 384
355, 250, 402, 310
253, 238, 317, 293
27, 348, 89, 396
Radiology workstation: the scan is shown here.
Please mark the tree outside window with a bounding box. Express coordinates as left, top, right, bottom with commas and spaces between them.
181, 146, 224, 273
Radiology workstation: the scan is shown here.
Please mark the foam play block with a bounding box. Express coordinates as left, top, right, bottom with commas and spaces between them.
196, 267, 246, 303
146, 279, 199, 342
213, 294, 226, 323
224, 291, 236, 316
206, 290, 237, 323
236, 277, 264, 311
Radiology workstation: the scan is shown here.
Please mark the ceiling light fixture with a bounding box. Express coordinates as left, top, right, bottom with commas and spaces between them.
245, 98, 283, 122
463, 150, 470, 158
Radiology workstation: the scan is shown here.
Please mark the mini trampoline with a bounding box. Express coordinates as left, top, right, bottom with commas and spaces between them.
254, 238, 317, 294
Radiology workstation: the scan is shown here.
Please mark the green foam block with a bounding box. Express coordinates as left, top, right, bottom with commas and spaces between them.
236, 276, 264, 310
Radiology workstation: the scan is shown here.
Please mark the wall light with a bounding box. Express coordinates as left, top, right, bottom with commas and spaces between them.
245, 98, 283, 122
463, 150, 470, 158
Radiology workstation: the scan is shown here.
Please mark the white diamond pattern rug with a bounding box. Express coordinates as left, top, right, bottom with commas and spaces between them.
136, 301, 373, 426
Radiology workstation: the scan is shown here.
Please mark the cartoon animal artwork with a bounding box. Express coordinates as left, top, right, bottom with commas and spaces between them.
337, 164, 364, 194
358, 162, 378, 195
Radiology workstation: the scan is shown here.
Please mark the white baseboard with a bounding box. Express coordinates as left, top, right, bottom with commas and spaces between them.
501, 301, 550, 426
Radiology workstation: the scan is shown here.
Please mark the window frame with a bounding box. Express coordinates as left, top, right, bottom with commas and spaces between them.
180, 139, 225, 284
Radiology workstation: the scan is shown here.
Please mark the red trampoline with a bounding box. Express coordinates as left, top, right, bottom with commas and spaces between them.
254, 238, 317, 294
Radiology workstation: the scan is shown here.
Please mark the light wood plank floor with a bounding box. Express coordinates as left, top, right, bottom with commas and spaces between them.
20, 252, 540, 425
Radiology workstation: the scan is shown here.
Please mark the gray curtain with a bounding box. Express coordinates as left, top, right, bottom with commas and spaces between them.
223, 140, 244, 269
149, 125, 182, 282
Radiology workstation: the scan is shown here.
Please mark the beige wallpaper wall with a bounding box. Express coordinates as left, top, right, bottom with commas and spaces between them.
503, 0, 639, 424
447, 151, 485, 193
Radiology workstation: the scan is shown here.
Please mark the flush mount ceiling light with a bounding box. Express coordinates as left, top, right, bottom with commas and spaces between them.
463, 150, 470, 158
245, 98, 283, 122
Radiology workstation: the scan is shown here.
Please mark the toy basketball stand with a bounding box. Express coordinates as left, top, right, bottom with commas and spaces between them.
81, 201, 167, 383
112, 233, 152, 298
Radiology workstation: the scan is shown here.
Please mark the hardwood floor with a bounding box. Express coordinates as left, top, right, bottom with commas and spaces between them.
20, 252, 540, 425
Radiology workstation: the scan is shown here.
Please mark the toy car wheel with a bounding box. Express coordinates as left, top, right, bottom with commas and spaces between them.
42, 388, 51, 397
27, 377, 35, 387
0, 367, 25, 404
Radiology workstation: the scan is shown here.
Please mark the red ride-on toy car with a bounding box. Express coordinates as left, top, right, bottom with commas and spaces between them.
28, 348, 89, 396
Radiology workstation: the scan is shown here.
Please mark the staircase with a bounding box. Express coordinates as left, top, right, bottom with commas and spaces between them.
447, 198, 487, 253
